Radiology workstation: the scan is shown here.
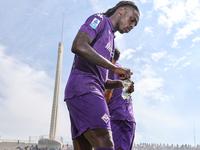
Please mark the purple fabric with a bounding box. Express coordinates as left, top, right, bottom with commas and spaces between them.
111, 120, 136, 150
95, 148, 114, 150
65, 13, 115, 99
65, 93, 111, 139
108, 63, 135, 122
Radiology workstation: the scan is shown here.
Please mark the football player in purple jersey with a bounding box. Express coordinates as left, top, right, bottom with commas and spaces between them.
105, 48, 135, 150
64, 1, 140, 150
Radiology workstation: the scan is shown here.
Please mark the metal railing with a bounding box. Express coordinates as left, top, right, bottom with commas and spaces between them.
0, 139, 37, 144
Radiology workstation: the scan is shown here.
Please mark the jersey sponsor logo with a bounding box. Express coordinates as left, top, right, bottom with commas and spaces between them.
101, 113, 110, 123
105, 43, 114, 58
90, 18, 100, 29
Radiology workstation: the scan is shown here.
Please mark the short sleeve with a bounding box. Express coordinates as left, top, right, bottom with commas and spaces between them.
78, 13, 105, 41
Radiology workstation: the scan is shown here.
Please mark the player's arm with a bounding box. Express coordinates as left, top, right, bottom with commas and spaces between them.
104, 79, 123, 89
72, 31, 116, 71
71, 31, 131, 79
104, 89, 114, 104
104, 79, 123, 104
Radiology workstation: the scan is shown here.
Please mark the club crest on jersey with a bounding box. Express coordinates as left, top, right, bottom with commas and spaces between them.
90, 18, 100, 29
101, 113, 110, 124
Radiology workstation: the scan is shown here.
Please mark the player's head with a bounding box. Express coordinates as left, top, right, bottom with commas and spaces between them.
112, 47, 120, 63
104, 1, 140, 34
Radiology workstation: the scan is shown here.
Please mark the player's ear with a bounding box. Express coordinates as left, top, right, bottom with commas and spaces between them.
118, 7, 126, 15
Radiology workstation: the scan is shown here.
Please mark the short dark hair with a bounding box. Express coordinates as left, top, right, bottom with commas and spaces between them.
103, 1, 140, 26
114, 47, 120, 61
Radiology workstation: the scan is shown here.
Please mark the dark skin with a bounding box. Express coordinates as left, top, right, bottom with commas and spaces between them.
105, 58, 134, 105
71, 6, 139, 150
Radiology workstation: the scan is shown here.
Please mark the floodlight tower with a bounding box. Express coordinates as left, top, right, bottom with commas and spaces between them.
49, 13, 65, 140
38, 14, 65, 149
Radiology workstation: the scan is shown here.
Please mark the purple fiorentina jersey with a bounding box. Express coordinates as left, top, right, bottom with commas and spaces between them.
65, 13, 115, 99
108, 63, 135, 122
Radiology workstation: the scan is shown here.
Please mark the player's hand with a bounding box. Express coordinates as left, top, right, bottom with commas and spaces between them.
113, 66, 133, 80
126, 81, 134, 93
116, 80, 124, 89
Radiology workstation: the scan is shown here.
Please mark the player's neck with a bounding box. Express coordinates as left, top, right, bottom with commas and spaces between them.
109, 13, 119, 32
112, 60, 116, 64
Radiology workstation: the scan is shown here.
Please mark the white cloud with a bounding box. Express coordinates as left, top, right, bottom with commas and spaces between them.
192, 36, 200, 42
157, 13, 173, 34
173, 20, 200, 47
115, 31, 126, 52
154, 0, 200, 47
182, 62, 191, 67
140, 0, 148, 3
134, 97, 185, 139
127, 55, 133, 60
164, 1, 186, 23
185, 0, 200, 14
191, 44, 195, 48
136, 44, 143, 51
151, 51, 166, 62
136, 77, 168, 102
137, 78, 164, 92
172, 56, 187, 67
171, 40, 179, 48
140, 64, 157, 78
198, 87, 200, 89
164, 67, 169, 72
157, 1, 187, 35
191, 36, 200, 47
0, 45, 71, 140
146, 11, 153, 19
133, 93, 186, 144
120, 48, 136, 60
144, 27, 153, 36
153, 0, 171, 10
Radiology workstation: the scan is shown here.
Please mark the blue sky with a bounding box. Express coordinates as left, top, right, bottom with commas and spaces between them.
0, 0, 200, 145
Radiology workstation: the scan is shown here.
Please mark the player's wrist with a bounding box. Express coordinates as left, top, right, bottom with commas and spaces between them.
110, 64, 117, 73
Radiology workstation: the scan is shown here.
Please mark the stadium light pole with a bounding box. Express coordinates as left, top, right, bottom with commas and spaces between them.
49, 13, 65, 140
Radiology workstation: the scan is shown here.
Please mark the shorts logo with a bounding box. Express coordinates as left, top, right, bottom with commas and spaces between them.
90, 18, 100, 29
101, 113, 110, 124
